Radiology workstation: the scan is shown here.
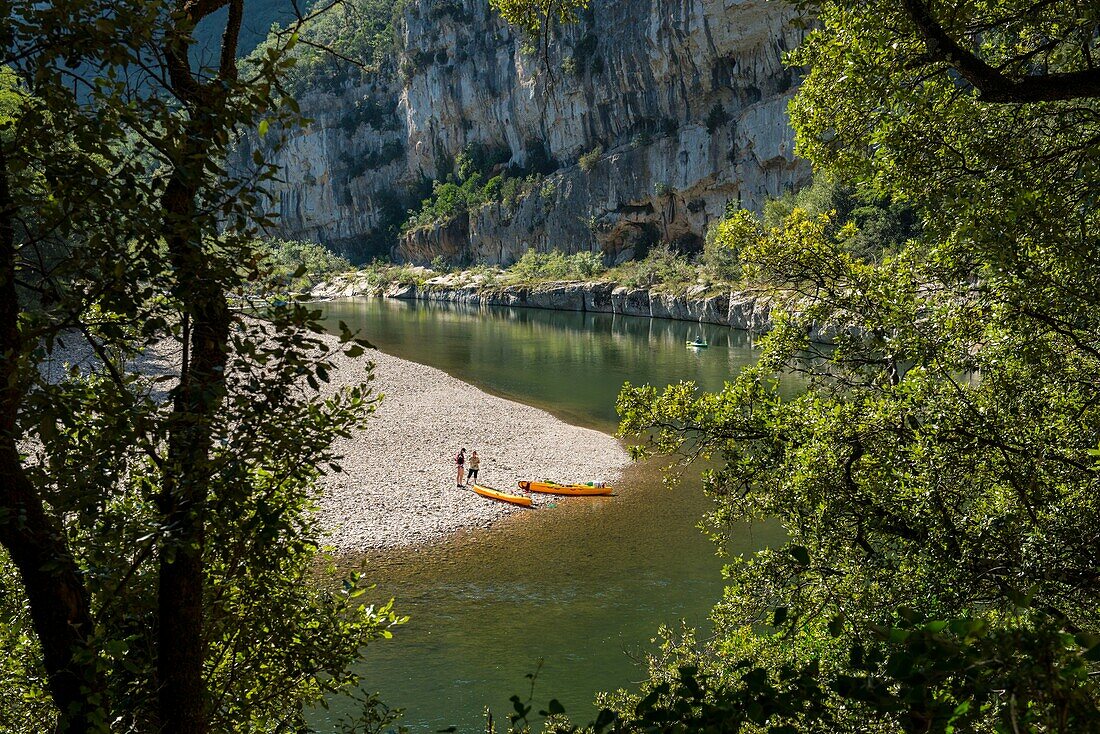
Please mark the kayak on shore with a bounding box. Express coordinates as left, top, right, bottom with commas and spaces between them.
471, 483, 534, 507
518, 480, 613, 496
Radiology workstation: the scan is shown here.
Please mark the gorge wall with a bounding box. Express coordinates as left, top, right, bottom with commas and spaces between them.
259, 0, 810, 264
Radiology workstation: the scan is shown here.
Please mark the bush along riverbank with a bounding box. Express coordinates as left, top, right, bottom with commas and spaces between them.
307, 176, 921, 334
311, 270, 774, 331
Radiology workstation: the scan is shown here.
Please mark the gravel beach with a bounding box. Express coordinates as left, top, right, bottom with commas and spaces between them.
318, 340, 630, 551
38, 325, 630, 552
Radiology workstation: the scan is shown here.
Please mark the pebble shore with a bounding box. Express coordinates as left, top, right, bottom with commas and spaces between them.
38, 326, 630, 552
318, 339, 630, 550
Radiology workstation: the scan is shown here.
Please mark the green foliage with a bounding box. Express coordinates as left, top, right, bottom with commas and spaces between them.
489, 0, 588, 38
705, 103, 729, 133
577, 144, 602, 172
0, 552, 53, 730
403, 142, 512, 229
428, 0, 468, 22
606, 0, 1100, 730
504, 249, 606, 283
499, 175, 537, 211
607, 244, 695, 290
244, 0, 404, 94
763, 175, 918, 262
531, 609, 1100, 733
349, 259, 432, 290
702, 209, 762, 282
455, 141, 511, 181
257, 238, 353, 292
404, 175, 490, 229
0, 1, 401, 731
404, 142, 547, 231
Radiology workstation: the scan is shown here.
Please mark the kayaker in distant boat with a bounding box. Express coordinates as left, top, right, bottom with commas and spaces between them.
688, 334, 708, 347
467, 451, 480, 485
455, 448, 466, 487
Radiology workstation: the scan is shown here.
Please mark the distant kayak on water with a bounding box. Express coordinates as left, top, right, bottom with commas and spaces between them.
686, 339, 709, 348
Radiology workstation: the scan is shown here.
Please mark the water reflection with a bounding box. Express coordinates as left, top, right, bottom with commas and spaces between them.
321, 298, 764, 433
314, 298, 788, 732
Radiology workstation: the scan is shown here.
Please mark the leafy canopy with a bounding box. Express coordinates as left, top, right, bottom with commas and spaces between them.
610, 0, 1100, 731
0, 0, 402, 731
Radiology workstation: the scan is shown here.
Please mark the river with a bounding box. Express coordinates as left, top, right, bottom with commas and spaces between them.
315, 297, 789, 732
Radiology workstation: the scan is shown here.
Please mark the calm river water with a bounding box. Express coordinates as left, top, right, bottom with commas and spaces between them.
314, 298, 788, 732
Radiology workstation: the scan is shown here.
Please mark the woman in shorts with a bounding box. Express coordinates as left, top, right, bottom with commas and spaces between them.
455, 448, 466, 487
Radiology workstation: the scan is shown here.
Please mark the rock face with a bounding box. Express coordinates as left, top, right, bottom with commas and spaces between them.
260, 0, 810, 264
312, 275, 774, 331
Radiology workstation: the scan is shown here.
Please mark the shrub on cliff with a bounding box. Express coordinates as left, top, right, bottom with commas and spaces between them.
705, 103, 730, 133
405, 165, 543, 231
577, 144, 603, 172
403, 175, 495, 230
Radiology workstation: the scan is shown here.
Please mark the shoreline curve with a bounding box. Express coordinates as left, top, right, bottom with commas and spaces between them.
318, 334, 631, 551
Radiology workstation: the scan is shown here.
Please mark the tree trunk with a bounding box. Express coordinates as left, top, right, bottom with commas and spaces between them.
154, 5, 242, 731
0, 149, 104, 732
155, 162, 230, 734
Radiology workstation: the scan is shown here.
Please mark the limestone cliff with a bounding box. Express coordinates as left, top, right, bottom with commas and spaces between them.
262, 0, 810, 264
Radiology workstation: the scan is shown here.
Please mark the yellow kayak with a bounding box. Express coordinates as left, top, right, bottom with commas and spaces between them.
471, 484, 534, 507
518, 480, 613, 496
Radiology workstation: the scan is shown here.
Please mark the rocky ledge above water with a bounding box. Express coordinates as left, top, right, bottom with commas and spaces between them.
311, 272, 774, 332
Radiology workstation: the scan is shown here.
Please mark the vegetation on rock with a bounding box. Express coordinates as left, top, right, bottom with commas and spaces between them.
505, 250, 606, 283
245, 0, 405, 94
403, 142, 549, 232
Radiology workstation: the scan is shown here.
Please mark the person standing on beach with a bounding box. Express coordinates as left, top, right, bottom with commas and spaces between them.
467, 450, 480, 486
455, 448, 466, 487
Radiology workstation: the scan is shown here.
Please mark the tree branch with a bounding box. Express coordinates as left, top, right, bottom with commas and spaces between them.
901, 0, 1100, 102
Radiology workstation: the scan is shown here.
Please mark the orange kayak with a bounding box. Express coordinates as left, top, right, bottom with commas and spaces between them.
471, 484, 533, 507
518, 480, 613, 496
